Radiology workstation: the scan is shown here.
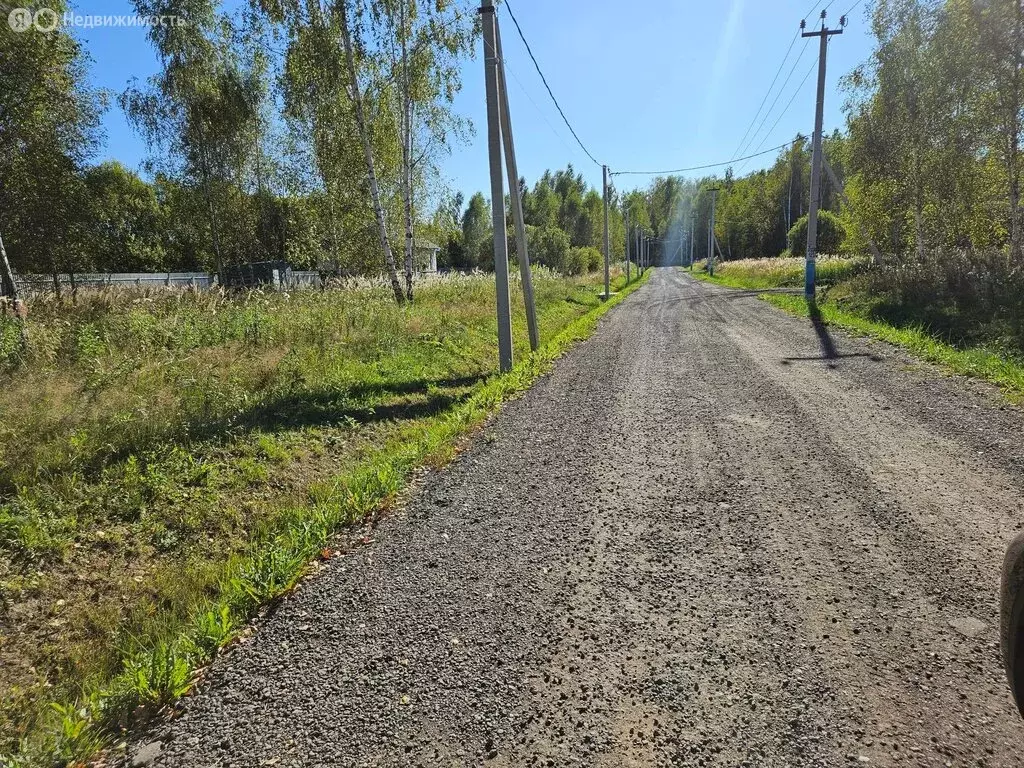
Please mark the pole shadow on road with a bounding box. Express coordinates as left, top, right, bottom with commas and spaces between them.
781, 298, 884, 368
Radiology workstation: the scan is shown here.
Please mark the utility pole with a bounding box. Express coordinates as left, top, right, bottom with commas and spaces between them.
689, 217, 694, 271
494, 21, 539, 351
625, 214, 631, 283
602, 165, 611, 299
708, 187, 719, 277
481, 0, 513, 371
634, 227, 639, 276
801, 10, 844, 299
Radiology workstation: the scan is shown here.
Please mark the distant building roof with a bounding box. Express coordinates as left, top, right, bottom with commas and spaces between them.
414, 239, 442, 251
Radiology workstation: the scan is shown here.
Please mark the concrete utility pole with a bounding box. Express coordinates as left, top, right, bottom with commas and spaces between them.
625, 213, 631, 283
481, 0, 513, 371
689, 217, 694, 271
602, 165, 611, 299
801, 11, 844, 299
708, 187, 719, 277
494, 22, 539, 351
634, 227, 640, 276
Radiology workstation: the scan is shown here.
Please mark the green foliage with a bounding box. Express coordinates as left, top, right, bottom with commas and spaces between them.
0, 269, 647, 764
762, 291, 1024, 399
692, 256, 868, 290
528, 227, 570, 272
0, 0, 105, 278
787, 211, 847, 256
566, 246, 602, 275
82, 162, 166, 271
459, 192, 490, 270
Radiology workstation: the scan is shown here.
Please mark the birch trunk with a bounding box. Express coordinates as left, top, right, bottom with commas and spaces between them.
339, 0, 404, 304
399, 1, 415, 301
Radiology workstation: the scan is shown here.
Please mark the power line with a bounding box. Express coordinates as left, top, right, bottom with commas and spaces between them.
734, 38, 810, 162
482, 29, 582, 164
501, 0, 602, 167
610, 138, 803, 177
736, 54, 818, 172
802, 0, 823, 22
729, 31, 799, 162
841, 0, 864, 20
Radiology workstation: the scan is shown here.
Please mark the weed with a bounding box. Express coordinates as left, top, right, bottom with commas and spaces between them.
0, 268, 648, 764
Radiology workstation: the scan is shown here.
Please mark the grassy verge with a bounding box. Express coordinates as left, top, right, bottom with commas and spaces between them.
688, 255, 868, 289
760, 292, 1024, 398
685, 258, 1024, 399
0, 268, 648, 766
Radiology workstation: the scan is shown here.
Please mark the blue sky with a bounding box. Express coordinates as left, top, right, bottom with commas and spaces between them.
79, 0, 874, 198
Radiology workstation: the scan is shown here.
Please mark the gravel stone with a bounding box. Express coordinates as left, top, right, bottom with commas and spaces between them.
126, 268, 1024, 766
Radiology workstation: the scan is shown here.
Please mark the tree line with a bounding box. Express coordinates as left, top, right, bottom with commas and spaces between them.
624, 0, 1023, 269
2, 0, 1021, 303
1, 0, 477, 303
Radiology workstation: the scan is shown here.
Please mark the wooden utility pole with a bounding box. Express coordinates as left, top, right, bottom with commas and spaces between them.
481, 0, 513, 371
494, 21, 539, 351
801, 11, 843, 298
602, 165, 611, 299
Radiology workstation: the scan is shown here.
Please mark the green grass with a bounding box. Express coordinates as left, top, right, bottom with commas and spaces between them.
688, 255, 869, 289
761, 292, 1024, 398
0, 267, 649, 766
685, 258, 1024, 400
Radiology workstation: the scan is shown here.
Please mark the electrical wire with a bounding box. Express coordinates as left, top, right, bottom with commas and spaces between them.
491, 36, 584, 163
736, 54, 818, 172
610, 139, 802, 177
501, 0, 603, 168
802, 0, 823, 22
729, 31, 799, 162
734, 38, 810, 163
841, 0, 864, 20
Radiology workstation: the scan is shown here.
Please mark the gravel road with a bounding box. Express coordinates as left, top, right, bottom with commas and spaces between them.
131, 267, 1024, 767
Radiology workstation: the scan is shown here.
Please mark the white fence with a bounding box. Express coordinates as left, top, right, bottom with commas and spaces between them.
14, 270, 327, 294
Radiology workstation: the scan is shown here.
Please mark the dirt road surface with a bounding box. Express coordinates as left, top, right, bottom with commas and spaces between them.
130, 268, 1024, 767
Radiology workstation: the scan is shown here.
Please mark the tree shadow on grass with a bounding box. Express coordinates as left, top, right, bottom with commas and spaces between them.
227, 373, 489, 435
87, 374, 491, 473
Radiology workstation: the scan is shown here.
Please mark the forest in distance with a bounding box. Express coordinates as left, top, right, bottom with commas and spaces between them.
1, 0, 1023, 346
4, 0, 1024, 763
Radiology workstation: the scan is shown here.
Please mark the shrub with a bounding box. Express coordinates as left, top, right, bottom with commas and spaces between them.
528, 226, 571, 272
787, 210, 846, 256
577, 246, 602, 273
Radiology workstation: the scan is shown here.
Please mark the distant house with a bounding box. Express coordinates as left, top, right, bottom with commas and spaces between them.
414, 239, 441, 274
